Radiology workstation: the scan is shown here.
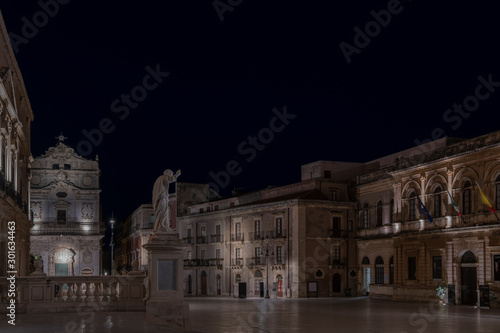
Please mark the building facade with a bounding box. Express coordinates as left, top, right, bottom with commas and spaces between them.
0, 10, 34, 277
177, 163, 360, 298
29, 137, 103, 276
357, 133, 500, 307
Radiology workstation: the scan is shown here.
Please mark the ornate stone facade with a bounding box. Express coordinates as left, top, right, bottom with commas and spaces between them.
0, 10, 34, 277
30, 138, 103, 276
357, 131, 500, 307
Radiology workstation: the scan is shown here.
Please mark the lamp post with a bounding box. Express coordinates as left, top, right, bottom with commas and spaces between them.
261, 237, 274, 299
110, 216, 115, 275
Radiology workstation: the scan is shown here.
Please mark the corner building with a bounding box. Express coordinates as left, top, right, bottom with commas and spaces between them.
0, 10, 34, 277
178, 162, 362, 298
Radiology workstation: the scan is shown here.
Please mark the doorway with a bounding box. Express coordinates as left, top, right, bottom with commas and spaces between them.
461, 251, 477, 306
201, 271, 207, 296
332, 273, 341, 293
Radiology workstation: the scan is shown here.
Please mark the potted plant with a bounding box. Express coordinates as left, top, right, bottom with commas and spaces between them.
436, 284, 447, 304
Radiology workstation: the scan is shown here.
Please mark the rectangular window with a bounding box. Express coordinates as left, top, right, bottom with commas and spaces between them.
150, 214, 155, 224
236, 248, 241, 258
235, 222, 241, 240
348, 220, 353, 232
201, 250, 205, 260
214, 205, 219, 211
329, 189, 336, 201
64, 164, 71, 170
432, 256, 442, 279
187, 229, 192, 238
332, 217, 341, 237
255, 247, 261, 264
276, 218, 283, 236
187, 251, 192, 260
216, 249, 221, 259
52, 163, 59, 169
201, 226, 206, 237
324, 170, 331, 178
276, 246, 283, 263
409, 197, 416, 220
57, 210, 66, 224
332, 246, 340, 263
230, 202, 235, 207
494, 255, 500, 281
408, 257, 417, 280
216, 225, 221, 242
375, 264, 384, 284
255, 220, 261, 238
463, 189, 471, 215
199, 208, 204, 213
434, 194, 441, 218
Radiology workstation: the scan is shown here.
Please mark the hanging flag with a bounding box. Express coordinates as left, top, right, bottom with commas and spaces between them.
446, 189, 461, 216
447, 189, 466, 223
417, 195, 434, 224
475, 180, 496, 213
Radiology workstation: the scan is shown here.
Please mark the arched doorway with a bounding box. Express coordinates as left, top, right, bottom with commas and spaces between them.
217, 274, 221, 296
332, 273, 341, 293
361, 256, 370, 295
201, 271, 207, 296
276, 275, 283, 297
254, 270, 263, 297
461, 251, 477, 305
188, 274, 192, 295
50, 248, 75, 276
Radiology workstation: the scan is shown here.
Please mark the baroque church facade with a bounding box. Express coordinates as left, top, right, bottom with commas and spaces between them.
0, 10, 34, 277
29, 136, 103, 276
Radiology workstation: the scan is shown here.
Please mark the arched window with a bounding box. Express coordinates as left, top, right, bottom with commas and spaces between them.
362, 257, 370, 265
409, 192, 417, 221
363, 203, 370, 229
434, 187, 442, 218
496, 175, 500, 211
376, 201, 383, 227
461, 251, 476, 263
235, 274, 241, 282
254, 270, 263, 278
375, 256, 384, 284
463, 181, 472, 215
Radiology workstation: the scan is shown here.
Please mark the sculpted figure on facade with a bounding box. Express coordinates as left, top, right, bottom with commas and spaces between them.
152, 169, 181, 233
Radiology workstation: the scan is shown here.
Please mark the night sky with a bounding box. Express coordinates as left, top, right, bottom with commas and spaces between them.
2, 0, 500, 225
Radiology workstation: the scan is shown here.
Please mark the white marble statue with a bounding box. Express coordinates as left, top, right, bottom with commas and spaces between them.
152, 169, 181, 233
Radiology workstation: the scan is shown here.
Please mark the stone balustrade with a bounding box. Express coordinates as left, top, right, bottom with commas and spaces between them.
0, 274, 146, 314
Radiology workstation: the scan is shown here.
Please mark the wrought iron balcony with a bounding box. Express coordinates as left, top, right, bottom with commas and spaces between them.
230, 233, 244, 242
249, 232, 264, 241
328, 229, 348, 238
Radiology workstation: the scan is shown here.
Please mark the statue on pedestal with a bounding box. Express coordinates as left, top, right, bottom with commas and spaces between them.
152, 169, 181, 233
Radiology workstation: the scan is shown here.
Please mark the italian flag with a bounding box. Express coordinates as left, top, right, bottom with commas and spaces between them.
446, 189, 461, 216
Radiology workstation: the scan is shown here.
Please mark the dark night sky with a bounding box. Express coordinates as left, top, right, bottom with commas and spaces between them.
2, 0, 500, 224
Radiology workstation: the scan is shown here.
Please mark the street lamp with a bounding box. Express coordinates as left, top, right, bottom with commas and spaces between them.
110, 216, 115, 275
261, 237, 274, 299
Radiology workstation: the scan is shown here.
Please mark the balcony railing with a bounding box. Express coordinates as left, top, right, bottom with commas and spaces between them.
183, 258, 224, 268
266, 230, 287, 239
231, 258, 244, 267
0, 173, 28, 215
249, 232, 264, 241
196, 236, 208, 244
230, 233, 244, 242
183, 237, 194, 245
210, 234, 224, 243
246, 258, 265, 266
0, 275, 146, 314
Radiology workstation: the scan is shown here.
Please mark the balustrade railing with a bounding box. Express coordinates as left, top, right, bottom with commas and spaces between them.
0, 274, 146, 314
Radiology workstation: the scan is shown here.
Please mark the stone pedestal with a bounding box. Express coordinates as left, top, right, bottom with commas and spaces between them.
143, 231, 190, 329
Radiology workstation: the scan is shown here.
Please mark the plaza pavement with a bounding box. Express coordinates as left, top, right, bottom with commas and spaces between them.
2, 296, 500, 333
